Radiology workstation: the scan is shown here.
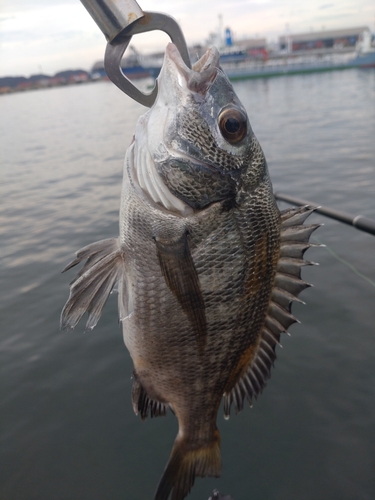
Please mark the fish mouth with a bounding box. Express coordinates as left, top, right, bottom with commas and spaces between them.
165, 43, 220, 94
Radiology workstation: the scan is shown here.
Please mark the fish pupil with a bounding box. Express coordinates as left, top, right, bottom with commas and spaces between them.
225, 118, 240, 134
218, 106, 247, 144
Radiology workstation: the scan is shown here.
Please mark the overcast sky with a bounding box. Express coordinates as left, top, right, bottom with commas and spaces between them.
0, 0, 373, 77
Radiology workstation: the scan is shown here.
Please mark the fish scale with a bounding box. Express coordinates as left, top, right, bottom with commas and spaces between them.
61, 42, 318, 500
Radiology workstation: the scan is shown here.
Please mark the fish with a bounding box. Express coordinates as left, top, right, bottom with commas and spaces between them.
61, 43, 318, 500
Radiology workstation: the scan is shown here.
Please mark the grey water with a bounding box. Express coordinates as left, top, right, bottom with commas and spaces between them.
1, 69, 374, 500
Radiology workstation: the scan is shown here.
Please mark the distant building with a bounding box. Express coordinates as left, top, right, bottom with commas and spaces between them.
234, 38, 268, 60
235, 38, 267, 50
279, 26, 370, 52
0, 86, 12, 94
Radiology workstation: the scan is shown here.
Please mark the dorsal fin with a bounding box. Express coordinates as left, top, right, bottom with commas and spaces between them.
223, 205, 319, 418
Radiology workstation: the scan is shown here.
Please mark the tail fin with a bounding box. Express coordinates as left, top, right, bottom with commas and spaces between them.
155, 429, 221, 500
60, 238, 123, 331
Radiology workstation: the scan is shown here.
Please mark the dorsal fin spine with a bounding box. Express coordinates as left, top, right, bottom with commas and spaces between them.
280, 242, 311, 259
265, 315, 287, 335
280, 224, 320, 242
258, 346, 274, 368
272, 287, 305, 307
222, 205, 319, 419
263, 327, 283, 347
280, 207, 315, 226
257, 352, 271, 373
259, 339, 276, 358
269, 302, 299, 329
243, 373, 255, 398
252, 364, 265, 387
233, 384, 243, 412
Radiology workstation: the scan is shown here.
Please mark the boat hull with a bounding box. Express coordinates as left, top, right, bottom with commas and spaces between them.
224, 51, 375, 80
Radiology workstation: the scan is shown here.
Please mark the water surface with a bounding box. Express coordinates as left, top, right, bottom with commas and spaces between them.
1, 69, 374, 500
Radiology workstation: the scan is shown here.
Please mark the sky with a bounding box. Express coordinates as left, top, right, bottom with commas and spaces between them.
0, 0, 374, 77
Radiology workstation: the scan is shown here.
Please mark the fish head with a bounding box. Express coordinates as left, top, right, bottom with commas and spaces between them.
139, 43, 265, 211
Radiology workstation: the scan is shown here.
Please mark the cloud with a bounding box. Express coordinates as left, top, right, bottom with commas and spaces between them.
0, 0, 373, 77
1, 0, 77, 12
319, 3, 335, 9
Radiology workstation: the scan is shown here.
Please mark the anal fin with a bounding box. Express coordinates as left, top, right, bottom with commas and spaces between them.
132, 373, 168, 420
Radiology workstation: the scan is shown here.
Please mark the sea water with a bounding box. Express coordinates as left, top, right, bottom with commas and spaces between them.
1, 69, 374, 500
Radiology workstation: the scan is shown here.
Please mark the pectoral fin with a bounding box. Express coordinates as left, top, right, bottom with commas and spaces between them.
154, 230, 207, 350
60, 238, 123, 331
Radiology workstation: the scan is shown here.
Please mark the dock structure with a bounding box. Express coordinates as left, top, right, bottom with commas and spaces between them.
279, 26, 370, 53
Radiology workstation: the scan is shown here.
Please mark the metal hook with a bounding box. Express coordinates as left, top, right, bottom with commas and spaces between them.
105, 12, 191, 107
80, 1, 191, 107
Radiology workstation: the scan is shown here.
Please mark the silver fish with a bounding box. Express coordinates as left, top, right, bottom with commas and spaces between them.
61, 43, 318, 500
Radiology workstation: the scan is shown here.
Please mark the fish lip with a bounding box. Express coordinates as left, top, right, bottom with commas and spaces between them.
165, 43, 220, 94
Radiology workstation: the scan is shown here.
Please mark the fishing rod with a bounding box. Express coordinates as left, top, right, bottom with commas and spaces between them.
275, 192, 375, 236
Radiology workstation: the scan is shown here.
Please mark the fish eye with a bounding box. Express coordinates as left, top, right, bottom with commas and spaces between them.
218, 107, 247, 144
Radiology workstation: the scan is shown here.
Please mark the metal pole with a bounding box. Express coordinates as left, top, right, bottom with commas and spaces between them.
274, 192, 375, 236
79, 0, 144, 42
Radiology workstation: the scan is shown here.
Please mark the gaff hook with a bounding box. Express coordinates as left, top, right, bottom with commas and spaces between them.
80, 0, 191, 107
